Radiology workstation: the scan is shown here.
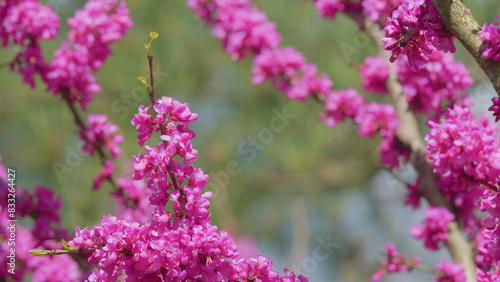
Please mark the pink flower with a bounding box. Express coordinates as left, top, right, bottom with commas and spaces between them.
434, 260, 466, 282
378, 134, 411, 168
354, 102, 398, 138
10, 44, 48, 88
425, 105, 500, 192
131, 105, 154, 146
93, 160, 115, 190
403, 179, 421, 209
46, 0, 132, 110
360, 56, 389, 94
154, 96, 198, 123
80, 114, 123, 159
113, 177, 153, 224
46, 43, 100, 110
475, 227, 495, 268
371, 242, 420, 281
488, 97, 500, 122
479, 18, 500, 61
252, 47, 333, 100
476, 267, 500, 282
252, 47, 305, 88
27, 253, 81, 282
67, 0, 133, 70
313, 0, 345, 19
318, 88, 365, 128
362, 0, 404, 22
3, 2, 59, 45
72, 96, 306, 281
382, 0, 455, 71
396, 51, 473, 120
213, 2, 281, 60
411, 207, 454, 250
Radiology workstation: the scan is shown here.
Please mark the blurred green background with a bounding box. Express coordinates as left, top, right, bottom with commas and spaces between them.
1, 0, 499, 281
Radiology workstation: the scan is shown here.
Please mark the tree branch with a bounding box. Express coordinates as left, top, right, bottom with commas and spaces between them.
431, 0, 500, 96
363, 18, 477, 282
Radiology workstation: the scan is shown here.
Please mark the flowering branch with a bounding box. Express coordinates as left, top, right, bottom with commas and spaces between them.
145, 32, 159, 105
376, 251, 441, 276
431, 0, 500, 96
62, 89, 114, 170
361, 17, 477, 282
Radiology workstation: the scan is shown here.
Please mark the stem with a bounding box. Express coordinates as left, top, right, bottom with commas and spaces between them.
148, 53, 155, 105
61, 88, 118, 189
30, 248, 95, 256
431, 0, 500, 96
379, 251, 443, 276
477, 179, 499, 193
147, 50, 186, 216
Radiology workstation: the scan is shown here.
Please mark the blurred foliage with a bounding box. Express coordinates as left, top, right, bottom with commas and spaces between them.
1, 0, 499, 280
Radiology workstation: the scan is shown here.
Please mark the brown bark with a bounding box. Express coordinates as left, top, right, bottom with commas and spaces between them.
432, 0, 500, 96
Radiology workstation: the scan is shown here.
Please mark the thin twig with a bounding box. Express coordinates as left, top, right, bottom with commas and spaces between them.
61, 88, 118, 189
378, 251, 443, 276
477, 180, 499, 193
148, 53, 155, 105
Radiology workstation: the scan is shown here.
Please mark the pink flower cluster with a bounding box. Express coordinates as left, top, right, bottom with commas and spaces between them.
213, 1, 281, 60
404, 180, 421, 209
46, 0, 133, 111
314, 0, 345, 19
477, 266, 500, 282
478, 189, 500, 266
382, 0, 455, 71
434, 260, 466, 282
252, 48, 334, 100
425, 105, 500, 193
1, 0, 59, 87
1, 1, 59, 46
189, 0, 407, 169
69, 97, 307, 281
360, 56, 389, 94
318, 88, 365, 127
488, 97, 500, 122
316, 88, 407, 168
1, 0, 132, 111
475, 227, 495, 269
0, 227, 81, 282
355, 102, 410, 169
79, 114, 123, 190
189, 0, 335, 102
0, 178, 80, 281
396, 51, 473, 120
371, 242, 421, 281
425, 105, 500, 264
113, 177, 154, 224
362, 0, 403, 22
411, 207, 454, 250
16, 186, 65, 242
355, 102, 398, 138
479, 16, 500, 61
93, 160, 115, 190
131, 97, 198, 147
80, 114, 124, 159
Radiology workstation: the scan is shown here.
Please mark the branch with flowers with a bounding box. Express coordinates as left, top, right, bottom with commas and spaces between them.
1, 0, 500, 281
187, 0, 500, 281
